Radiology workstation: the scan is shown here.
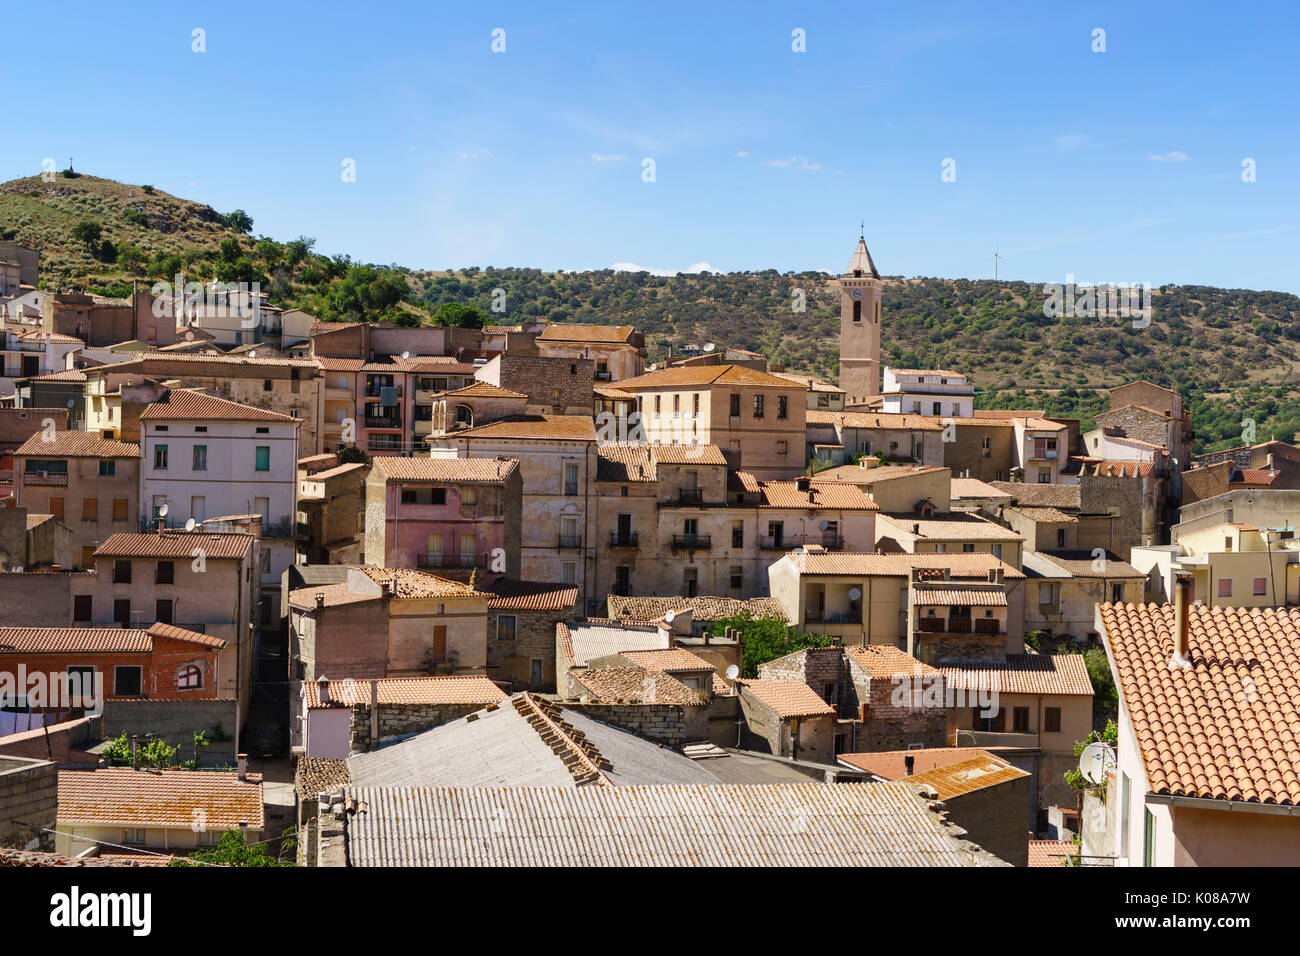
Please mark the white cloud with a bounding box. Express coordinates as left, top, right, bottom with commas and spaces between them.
591, 153, 628, 163
765, 156, 820, 171
611, 261, 717, 277
459, 149, 492, 160
1054, 133, 1088, 153
1148, 151, 1189, 162
736, 150, 749, 158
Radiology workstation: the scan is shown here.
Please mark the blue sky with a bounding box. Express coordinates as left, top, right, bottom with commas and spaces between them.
4, 1, 1299, 292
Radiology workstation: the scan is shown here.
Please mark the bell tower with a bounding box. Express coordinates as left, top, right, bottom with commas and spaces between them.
839, 233, 882, 406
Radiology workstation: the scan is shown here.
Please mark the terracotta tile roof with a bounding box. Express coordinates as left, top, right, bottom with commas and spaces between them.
788, 550, 1026, 580
759, 478, 878, 511
1011, 506, 1078, 524
597, 444, 657, 482
806, 410, 945, 431
305, 675, 507, 708
939, 654, 1094, 697
1080, 459, 1155, 479
575, 666, 703, 705
58, 767, 264, 830
770, 371, 844, 393
442, 382, 527, 399
314, 356, 366, 372
651, 443, 729, 465
845, 644, 937, 679
879, 512, 1023, 542
23, 368, 86, 382
371, 456, 519, 483
738, 679, 836, 718
94, 531, 253, 560
989, 482, 1080, 510
616, 647, 715, 673
1033, 550, 1144, 579
902, 753, 1029, 800
812, 464, 947, 484
140, 388, 299, 424
1102, 602, 1300, 805
1028, 839, 1078, 867
911, 588, 1008, 607
448, 414, 597, 441
538, 323, 637, 343
951, 478, 1013, 499
616, 364, 799, 390
0, 624, 224, 654
605, 595, 788, 623
14, 431, 139, 458
594, 384, 635, 400
837, 747, 998, 779
287, 582, 382, 610
355, 567, 483, 598
486, 579, 579, 612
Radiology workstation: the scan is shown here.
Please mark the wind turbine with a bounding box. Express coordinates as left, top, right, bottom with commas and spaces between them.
993, 246, 1005, 282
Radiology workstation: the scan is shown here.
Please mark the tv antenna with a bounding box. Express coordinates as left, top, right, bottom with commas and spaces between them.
993, 246, 1005, 282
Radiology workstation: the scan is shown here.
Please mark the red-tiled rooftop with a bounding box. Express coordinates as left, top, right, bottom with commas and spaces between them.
0, 623, 224, 654
140, 388, 299, 424
305, 675, 507, 708
58, 767, 264, 830
94, 531, 253, 560
15, 431, 140, 458
370, 456, 519, 483
738, 679, 836, 718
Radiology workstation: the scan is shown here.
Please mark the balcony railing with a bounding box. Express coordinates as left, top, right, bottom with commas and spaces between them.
671, 533, 711, 550
677, 488, 703, 504
558, 534, 583, 549
364, 416, 402, 429
609, 531, 639, 548
417, 552, 485, 569
916, 616, 1002, 635
804, 610, 861, 624
595, 370, 612, 382
760, 535, 843, 551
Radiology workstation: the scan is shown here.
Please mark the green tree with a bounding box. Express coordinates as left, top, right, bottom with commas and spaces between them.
72, 219, 102, 254
223, 209, 254, 233
712, 610, 834, 678
432, 301, 486, 329
168, 828, 295, 867
116, 242, 146, 272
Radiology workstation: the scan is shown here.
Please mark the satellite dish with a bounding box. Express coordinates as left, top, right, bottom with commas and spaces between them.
647, 363, 658, 371
664, 610, 676, 624
848, 587, 862, 601
724, 664, 740, 681
158, 503, 169, 518
1079, 742, 1116, 785
818, 519, 829, 531
703, 342, 715, 352
401, 350, 411, 360
248, 350, 257, 358
185, 330, 195, 341
184, 518, 196, 531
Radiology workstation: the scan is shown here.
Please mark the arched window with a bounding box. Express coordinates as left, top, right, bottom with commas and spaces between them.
177, 664, 202, 690
455, 404, 474, 428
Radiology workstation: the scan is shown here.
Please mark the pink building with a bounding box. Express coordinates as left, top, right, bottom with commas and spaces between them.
363, 457, 522, 580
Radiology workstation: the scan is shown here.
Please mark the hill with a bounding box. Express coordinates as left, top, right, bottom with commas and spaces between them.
4, 173, 1300, 453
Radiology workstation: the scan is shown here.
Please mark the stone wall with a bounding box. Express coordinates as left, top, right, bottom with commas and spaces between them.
100, 698, 238, 765
560, 702, 688, 748
487, 354, 595, 415
1094, 406, 1170, 450
349, 702, 485, 751
860, 679, 948, 752
488, 608, 561, 691
938, 774, 1033, 866
913, 632, 1004, 666
0, 756, 58, 850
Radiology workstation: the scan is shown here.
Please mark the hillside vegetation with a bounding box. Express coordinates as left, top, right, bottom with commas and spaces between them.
4, 172, 1299, 453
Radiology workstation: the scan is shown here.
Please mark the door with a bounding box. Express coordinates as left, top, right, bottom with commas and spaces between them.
426, 533, 443, 567
432, 625, 447, 664
459, 533, 476, 565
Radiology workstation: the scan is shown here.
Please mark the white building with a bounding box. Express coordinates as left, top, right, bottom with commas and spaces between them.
139, 388, 300, 620
881, 368, 974, 418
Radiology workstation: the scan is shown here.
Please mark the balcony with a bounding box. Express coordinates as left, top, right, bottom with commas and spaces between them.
953, 730, 1039, 750
760, 535, 843, 551
417, 552, 485, 569
804, 610, 861, 624
916, 616, 1002, 635
609, 531, 639, 549
558, 534, 583, 549
364, 416, 402, 429
22, 471, 68, 486
595, 370, 612, 382
671, 533, 711, 550
1028, 450, 1059, 462
677, 488, 704, 504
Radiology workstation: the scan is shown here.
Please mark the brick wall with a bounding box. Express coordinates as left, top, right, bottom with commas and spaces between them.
0, 756, 58, 850
861, 680, 949, 752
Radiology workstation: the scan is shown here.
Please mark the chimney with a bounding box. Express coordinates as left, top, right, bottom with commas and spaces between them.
237, 753, 248, 781
315, 592, 325, 612
796, 476, 811, 491
317, 674, 330, 706
904, 754, 915, 776
912, 523, 920, 534
1170, 572, 1192, 669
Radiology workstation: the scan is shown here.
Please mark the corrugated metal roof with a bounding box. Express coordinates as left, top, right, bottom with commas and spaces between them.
341, 782, 1002, 866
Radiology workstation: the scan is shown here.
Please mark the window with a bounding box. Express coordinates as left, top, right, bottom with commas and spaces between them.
673, 393, 680, 413
154, 444, 168, 469
98, 460, 115, 476
73, 595, 92, 622
952, 403, 961, 415
400, 487, 447, 506
693, 393, 700, 416
462, 486, 478, 507
123, 829, 146, 846
530, 659, 544, 685
114, 666, 142, 696
1143, 809, 1156, 867
614, 565, 631, 596
1110, 583, 1124, 603
561, 562, 576, 585
732, 522, 744, 548
1218, 578, 1232, 598
729, 394, 741, 417
776, 440, 788, 455
932, 401, 941, 415
730, 566, 743, 590
178, 665, 202, 690
777, 396, 788, 420
1044, 707, 1062, 734
193, 444, 207, 470
1037, 473, 1050, 483
1012, 707, 1030, 733
753, 394, 765, 418
81, 497, 97, 521
497, 615, 517, 643
1039, 582, 1058, 605
962, 543, 975, 553
113, 599, 131, 624
255, 446, 270, 471
112, 498, 128, 521
683, 567, 698, 598
263, 379, 273, 392
155, 599, 173, 624
1057, 528, 1067, 547
852, 300, 861, 322
654, 395, 662, 415
156, 561, 174, 584
1253, 577, 1268, 596
113, 560, 132, 584
194, 426, 207, 433
564, 462, 579, 496
197, 829, 221, 846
